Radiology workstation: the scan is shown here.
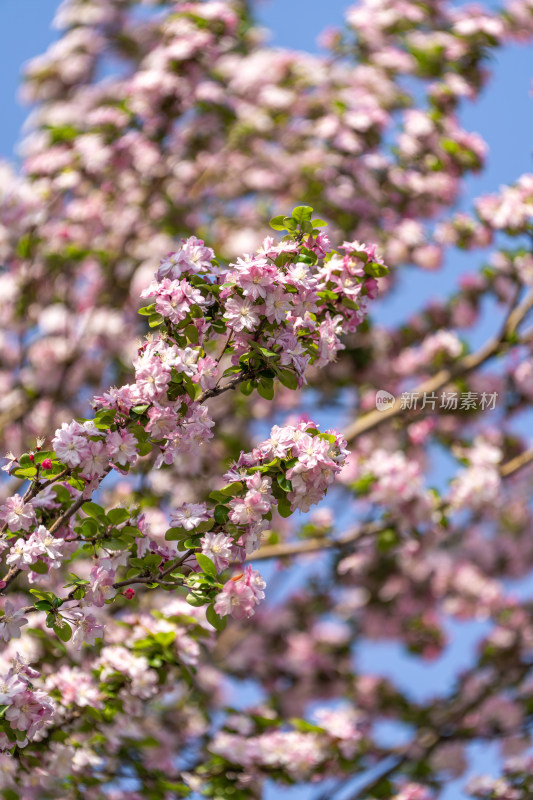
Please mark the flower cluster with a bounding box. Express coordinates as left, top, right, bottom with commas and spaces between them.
219, 228, 383, 378
167, 420, 348, 621
0, 213, 366, 652
448, 437, 502, 512
0, 659, 55, 747
0, 0, 532, 795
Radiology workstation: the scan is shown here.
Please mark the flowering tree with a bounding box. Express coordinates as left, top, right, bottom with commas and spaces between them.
1, 0, 533, 798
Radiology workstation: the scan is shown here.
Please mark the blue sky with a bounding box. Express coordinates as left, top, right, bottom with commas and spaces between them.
1, 2, 532, 798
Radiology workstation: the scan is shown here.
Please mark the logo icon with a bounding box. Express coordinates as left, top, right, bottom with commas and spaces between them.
375, 390, 395, 412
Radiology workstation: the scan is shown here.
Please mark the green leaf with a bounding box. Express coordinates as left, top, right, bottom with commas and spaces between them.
11, 467, 37, 480
276, 369, 298, 391
148, 312, 164, 328
369, 779, 393, 799
131, 404, 150, 415
276, 474, 292, 492
186, 592, 206, 608
53, 622, 72, 642
290, 718, 326, 733
33, 600, 52, 611
210, 319, 227, 333
206, 604, 227, 631
364, 261, 388, 278
283, 216, 297, 231
196, 518, 215, 533
107, 508, 130, 525
94, 410, 116, 430
121, 526, 141, 537
154, 631, 176, 647
240, 380, 254, 396
277, 495, 292, 518
54, 486, 70, 505
138, 304, 156, 316
165, 526, 189, 541
257, 377, 274, 401
17, 233, 33, 259
291, 206, 313, 223
82, 502, 107, 520
311, 218, 327, 227
214, 505, 229, 526
183, 537, 202, 549
352, 474, 375, 494
104, 538, 127, 551
137, 440, 152, 457
209, 490, 229, 503
220, 481, 243, 497
269, 215, 289, 231
222, 365, 242, 377
196, 553, 217, 576
184, 324, 199, 344
79, 517, 98, 537
183, 376, 201, 401
31, 560, 49, 575
29, 589, 55, 602
274, 252, 295, 269
377, 529, 400, 552
342, 296, 360, 311
143, 554, 162, 569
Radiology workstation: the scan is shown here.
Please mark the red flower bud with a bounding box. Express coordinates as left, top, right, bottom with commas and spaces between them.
41, 458, 52, 470
122, 588, 135, 600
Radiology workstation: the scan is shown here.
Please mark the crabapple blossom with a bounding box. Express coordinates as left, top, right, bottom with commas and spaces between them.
0, 495, 36, 532
201, 532, 234, 572
215, 567, 266, 621
171, 503, 210, 531
0, 0, 532, 797
0, 602, 28, 642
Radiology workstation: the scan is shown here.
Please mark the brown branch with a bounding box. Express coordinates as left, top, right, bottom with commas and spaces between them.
247, 520, 384, 562
343, 288, 533, 444
500, 447, 533, 478
248, 445, 533, 562
341, 662, 532, 800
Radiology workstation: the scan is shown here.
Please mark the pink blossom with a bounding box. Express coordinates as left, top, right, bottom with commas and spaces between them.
26, 525, 66, 568
53, 421, 90, 467
105, 431, 138, 466
201, 532, 233, 572
87, 567, 116, 607
135, 361, 170, 401
264, 288, 292, 324
223, 296, 261, 332
229, 491, 272, 525
0, 601, 28, 642
215, 567, 265, 620
234, 259, 275, 300
71, 611, 104, 648
171, 502, 209, 531
0, 494, 36, 532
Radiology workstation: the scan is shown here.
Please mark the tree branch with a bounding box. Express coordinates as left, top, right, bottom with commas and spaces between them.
248, 445, 533, 562
343, 288, 533, 444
